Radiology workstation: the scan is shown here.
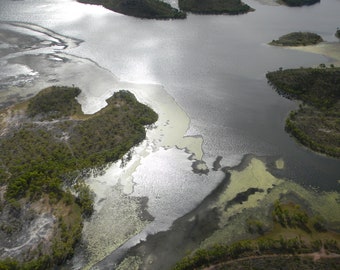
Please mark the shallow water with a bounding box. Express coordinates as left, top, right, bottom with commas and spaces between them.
0, 0, 340, 269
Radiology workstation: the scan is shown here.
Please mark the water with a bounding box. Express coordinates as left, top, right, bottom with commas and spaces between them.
0, 0, 339, 268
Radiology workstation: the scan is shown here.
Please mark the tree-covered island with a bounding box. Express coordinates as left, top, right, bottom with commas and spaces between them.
270, 32, 323, 46
336, 28, 340, 39
178, 0, 253, 15
77, 0, 186, 19
0, 86, 157, 269
280, 0, 320, 7
266, 66, 340, 158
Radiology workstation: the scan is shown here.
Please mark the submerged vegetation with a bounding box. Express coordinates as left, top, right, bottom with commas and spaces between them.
281, 0, 320, 7
77, 0, 186, 19
178, 0, 253, 15
173, 201, 340, 270
270, 32, 323, 46
0, 86, 157, 268
266, 67, 340, 157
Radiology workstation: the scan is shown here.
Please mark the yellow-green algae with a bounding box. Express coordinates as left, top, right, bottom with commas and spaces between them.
81, 187, 149, 270
116, 256, 142, 270
201, 157, 340, 248
275, 158, 285, 169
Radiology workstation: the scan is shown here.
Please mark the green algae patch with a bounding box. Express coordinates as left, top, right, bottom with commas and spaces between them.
117, 256, 143, 270
201, 158, 340, 248
174, 158, 340, 270
275, 158, 284, 169
81, 188, 149, 270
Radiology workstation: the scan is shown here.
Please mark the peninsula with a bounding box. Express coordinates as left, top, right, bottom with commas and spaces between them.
266, 67, 340, 158
270, 32, 323, 46
178, 0, 253, 15
0, 86, 157, 269
77, 0, 186, 19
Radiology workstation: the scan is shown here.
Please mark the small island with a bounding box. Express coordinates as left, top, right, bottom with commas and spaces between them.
269, 32, 323, 46
281, 0, 320, 7
77, 0, 186, 19
0, 86, 157, 269
336, 29, 340, 39
266, 66, 340, 158
174, 200, 340, 270
178, 0, 253, 15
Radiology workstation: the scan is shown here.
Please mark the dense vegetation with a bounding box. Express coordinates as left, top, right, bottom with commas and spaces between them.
270, 32, 323, 46
336, 29, 340, 39
0, 87, 157, 268
266, 67, 340, 158
281, 0, 320, 7
77, 0, 186, 19
173, 201, 340, 270
178, 0, 252, 15
27, 86, 81, 119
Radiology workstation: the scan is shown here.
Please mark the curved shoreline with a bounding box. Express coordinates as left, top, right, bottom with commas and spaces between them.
0, 22, 206, 269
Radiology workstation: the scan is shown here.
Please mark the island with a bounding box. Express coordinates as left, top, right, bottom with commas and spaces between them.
77, 0, 186, 19
280, 0, 320, 7
0, 86, 157, 269
174, 200, 340, 270
269, 32, 323, 46
336, 29, 340, 39
266, 66, 340, 158
178, 0, 253, 15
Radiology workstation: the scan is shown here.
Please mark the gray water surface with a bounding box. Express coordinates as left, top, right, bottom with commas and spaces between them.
0, 0, 340, 268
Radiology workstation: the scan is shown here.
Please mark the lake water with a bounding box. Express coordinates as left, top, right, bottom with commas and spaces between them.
0, 0, 339, 269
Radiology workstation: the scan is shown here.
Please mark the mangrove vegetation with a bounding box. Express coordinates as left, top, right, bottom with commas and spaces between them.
266, 66, 340, 158
0, 86, 158, 269
281, 0, 320, 7
270, 32, 323, 47
77, 0, 186, 19
173, 201, 340, 270
178, 0, 253, 15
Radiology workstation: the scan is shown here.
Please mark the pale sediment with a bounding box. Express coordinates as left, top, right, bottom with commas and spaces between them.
289, 42, 340, 65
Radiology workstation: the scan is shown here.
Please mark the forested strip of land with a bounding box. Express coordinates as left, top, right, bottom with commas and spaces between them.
266, 67, 340, 158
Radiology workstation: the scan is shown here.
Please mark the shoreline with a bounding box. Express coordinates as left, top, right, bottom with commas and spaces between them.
288, 42, 340, 65
0, 22, 206, 269
115, 155, 340, 269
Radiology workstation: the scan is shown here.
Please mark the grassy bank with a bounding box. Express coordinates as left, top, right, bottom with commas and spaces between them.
270, 32, 323, 46
0, 86, 157, 269
77, 0, 186, 19
178, 0, 253, 15
266, 67, 340, 158
173, 201, 340, 270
